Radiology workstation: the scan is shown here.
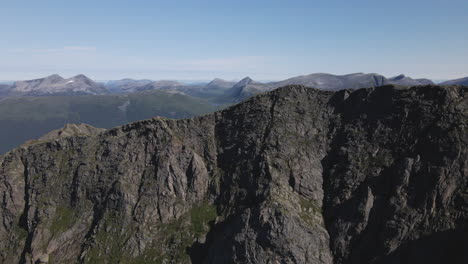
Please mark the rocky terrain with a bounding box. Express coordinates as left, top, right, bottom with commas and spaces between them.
0, 84, 467, 264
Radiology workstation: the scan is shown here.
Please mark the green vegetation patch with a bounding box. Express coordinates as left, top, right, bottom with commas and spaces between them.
50, 206, 75, 236
298, 197, 322, 227
190, 203, 217, 237
85, 202, 218, 264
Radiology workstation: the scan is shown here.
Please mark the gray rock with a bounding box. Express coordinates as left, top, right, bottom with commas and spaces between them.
0, 84, 467, 264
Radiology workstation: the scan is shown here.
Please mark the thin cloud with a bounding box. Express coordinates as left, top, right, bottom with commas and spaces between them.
63, 46, 97, 51
176, 56, 267, 71
7, 46, 97, 54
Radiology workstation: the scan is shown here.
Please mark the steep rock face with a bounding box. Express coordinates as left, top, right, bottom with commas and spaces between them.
322, 86, 468, 264
0, 85, 467, 264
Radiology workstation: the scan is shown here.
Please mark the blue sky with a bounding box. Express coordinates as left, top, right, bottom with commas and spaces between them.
1, 0, 467, 81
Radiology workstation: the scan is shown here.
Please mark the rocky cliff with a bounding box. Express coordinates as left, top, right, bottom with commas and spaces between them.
0, 84, 467, 264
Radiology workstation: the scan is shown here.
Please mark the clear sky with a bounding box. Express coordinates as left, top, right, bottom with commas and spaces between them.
1, 0, 467, 81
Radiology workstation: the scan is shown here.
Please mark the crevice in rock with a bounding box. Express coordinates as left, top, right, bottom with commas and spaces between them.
18, 157, 33, 264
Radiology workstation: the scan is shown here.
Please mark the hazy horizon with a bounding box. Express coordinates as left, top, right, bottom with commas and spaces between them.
0, 72, 454, 84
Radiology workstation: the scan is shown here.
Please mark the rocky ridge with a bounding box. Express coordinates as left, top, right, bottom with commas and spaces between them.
219, 73, 437, 102
0, 84, 467, 264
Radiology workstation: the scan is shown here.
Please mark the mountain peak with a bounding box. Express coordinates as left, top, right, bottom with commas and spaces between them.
390, 74, 406, 80
72, 74, 92, 81
234, 77, 253, 87
208, 78, 227, 85
45, 74, 64, 80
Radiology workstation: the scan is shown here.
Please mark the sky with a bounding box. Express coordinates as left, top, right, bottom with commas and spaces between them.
1, 0, 467, 81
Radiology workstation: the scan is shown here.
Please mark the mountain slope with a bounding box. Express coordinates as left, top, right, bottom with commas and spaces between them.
105, 79, 153, 93
272, 73, 434, 89
441, 76, 468, 86
0, 90, 220, 154
137, 80, 184, 92
222, 76, 268, 101
0, 84, 466, 264
387, 74, 434, 85
270, 72, 386, 90
10, 74, 108, 96
205, 78, 236, 90
0, 84, 11, 97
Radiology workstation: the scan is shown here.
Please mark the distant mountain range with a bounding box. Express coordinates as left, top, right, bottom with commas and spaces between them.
106, 78, 153, 93
7, 74, 107, 96
0, 90, 220, 154
98, 72, 461, 103
106, 78, 236, 98
1, 73, 466, 100
219, 73, 436, 102
0, 72, 466, 154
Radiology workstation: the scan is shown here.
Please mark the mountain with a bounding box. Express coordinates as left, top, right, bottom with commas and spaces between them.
0, 84, 11, 97
104, 78, 236, 98
0, 90, 220, 154
440, 76, 468, 86
102, 73, 436, 104
270, 72, 384, 90
223, 76, 268, 100
137, 79, 239, 99
1, 84, 466, 264
387, 74, 434, 85
270, 72, 434, 90
205, 78, 236, 90
9, 74, 108, 96
193, 78, 236, 98
137, 80, 185, 92
105, 78, 153, 93
218, 73, 435, 102
6, 72, 434, 100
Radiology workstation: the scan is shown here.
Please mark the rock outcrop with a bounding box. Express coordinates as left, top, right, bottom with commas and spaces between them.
21, 123, 106, 148
0, 84, 467, 264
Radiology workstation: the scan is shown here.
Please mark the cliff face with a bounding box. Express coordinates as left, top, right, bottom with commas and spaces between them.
0, 85, 467, 264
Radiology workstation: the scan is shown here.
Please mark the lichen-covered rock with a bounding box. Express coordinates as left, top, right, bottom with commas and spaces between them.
0, 84, 467, 264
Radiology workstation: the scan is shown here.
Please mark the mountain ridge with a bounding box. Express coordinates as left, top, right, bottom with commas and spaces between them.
440, 76, 468, 86
216, 72, 437, 102
5, 72, 468, 100
1, 84, 466, 263
10, 74, 107, 96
